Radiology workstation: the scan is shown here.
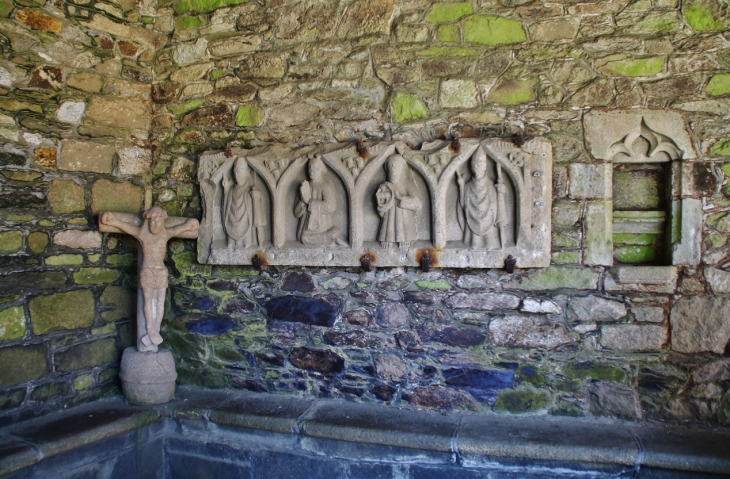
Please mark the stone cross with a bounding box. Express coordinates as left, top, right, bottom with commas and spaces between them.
99, 207, 199, 353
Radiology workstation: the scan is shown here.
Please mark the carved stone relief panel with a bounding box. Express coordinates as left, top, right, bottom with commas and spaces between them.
197, 138, 552, 268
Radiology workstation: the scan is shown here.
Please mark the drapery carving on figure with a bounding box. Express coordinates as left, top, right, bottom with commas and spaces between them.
216, 156, 265, 248
456, 148, 508, 250
294, 155, 347, 246
197, 155, 220, 261
376, 153, 423, 251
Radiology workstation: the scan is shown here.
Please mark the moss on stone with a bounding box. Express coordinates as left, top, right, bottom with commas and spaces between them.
392, 93, 428, 123
551, 251, 580, 264
437, 24, 460, 43
0, 231, 22, 253
175, 14, 204, 28
30, 290, 95, 334
1, 170, 42, 181
415, 279, 451, 290
712, 140, 730, 157
173, 251, 212, 276
684, 1, 728, 32
30, 382, 69, 401
38, 220, 57, 227
46, 254, 84, 266
0, 389, 25, 411
0, 345, 48, 386
419, 47, 479, 57
73, 373, 94, 391
0, 295, 20, 304
706, 74, 730, 97
425, 3, 473, 23
508, 267, 598, 291
564, 361, 626, 382
614, 245, 657, 264
107, 253, 135, 267
73, 267, 120, 285
67, 218, 88, 226
613, 233, 660, 246
174, 0, 247, 15
169, 99, 204, 116
463, 16, 526, 46
638, 14, 678, 35
91, 179, 144, 215
100, 285, 135, 323
494, 388, 551, 413
486, 78, 536, 105
235, 105, 265, 127
27, 231, 48, 253
5, 214, 34, 221
598, 56, 663, 77
0, 306, 25, 340
48, 179, 85, 214
55, 338, 118, 372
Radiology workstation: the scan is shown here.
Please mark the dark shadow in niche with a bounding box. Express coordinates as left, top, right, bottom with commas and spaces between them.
264, 295, 337, 327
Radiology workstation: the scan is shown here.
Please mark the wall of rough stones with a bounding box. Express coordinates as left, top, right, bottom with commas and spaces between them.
2, 0, 730, 425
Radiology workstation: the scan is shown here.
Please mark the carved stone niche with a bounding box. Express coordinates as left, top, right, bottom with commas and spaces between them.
197, 138, 552, 268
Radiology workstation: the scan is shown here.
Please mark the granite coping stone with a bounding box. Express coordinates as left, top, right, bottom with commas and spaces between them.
1, 387, 729, 477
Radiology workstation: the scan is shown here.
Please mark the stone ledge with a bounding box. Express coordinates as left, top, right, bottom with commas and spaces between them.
2, 388, 730, 477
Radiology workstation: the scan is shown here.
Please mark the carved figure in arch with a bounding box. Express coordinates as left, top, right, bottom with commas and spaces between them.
376, 153, 423, 251
456, 149, 508, 250
294, 155, 347, 246
265, 159, 289, 181
216, 156, 265, 248
343, 156, 364, 178
427, 150, 451, 176
198, 156, 220, 260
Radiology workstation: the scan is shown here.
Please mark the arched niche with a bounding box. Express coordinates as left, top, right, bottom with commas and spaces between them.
444, 146, 518, 249
278, 155, 349, 249
355, 144, 434, 250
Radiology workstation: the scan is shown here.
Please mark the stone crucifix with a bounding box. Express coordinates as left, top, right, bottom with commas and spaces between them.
99, 206, 199, 352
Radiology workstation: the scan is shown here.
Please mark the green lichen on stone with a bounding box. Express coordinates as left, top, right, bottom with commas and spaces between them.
173, 251, 212, 276
419, 47, 480, 57
107, 253, 135, 267
613, 233, 660, 246
73, 268, 119, 285
0, 346, 48, 387
392, 93, 428, 122
508, 267, 598, 291
100, 285, 135, 322
638, 14, 678, 35
38, 220, 57, 227
0, 389, 25, 411
494, 388, 551, 413
712, 140, 730, 157
552, 399, 585, 417
437, 24, 460, 43
486, 78, 536, 105
211, 69, 227, 79
599, 56, 663, 77
30, 382, 69, 401
73, 373, 94, 391
0, 295, 20, 304
415, 279, 451, 290
0, 306, 25, 340
0, 231, 22, 253
0, 0, 14, 17
614, 245, 657, 263
1, 170, 42, 181
30, 290, 95, 334
707, 212, 730, 232
5, 214, 34, 221
551, 251, 580, 264
684, 1, 728, 32
92, 323, 116, 335
55, 338, 118, 372
88, 254, 101, 263
706, 74, 730, 97
175, 14, 204, 28
235, 105, 265, 127
49, 179, 85, 214
45, 254, 84, 266
141, 15, 155, 24
169, 99, 204, 116
98, 367, 119, 384
425, 3, 473, 23
174, 0, 247, 15
463, 16, 526, 46
564, 361, 626, 382
705, 234, 726, 249
67, 218, 88, 226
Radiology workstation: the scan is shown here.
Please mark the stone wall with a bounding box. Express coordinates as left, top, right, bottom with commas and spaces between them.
2, 0, 730, 425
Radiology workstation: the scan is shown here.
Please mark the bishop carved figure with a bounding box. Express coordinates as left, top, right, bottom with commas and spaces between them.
99, 207, 199, 352
456, 149, 507, 250
218, 156, 265, 248
376, 153, 422, 251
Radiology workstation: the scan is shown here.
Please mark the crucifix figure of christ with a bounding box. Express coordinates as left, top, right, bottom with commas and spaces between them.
99, 207, 199, 352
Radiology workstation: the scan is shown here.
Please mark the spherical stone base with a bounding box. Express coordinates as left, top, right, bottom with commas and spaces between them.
119, 347, 177, 405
